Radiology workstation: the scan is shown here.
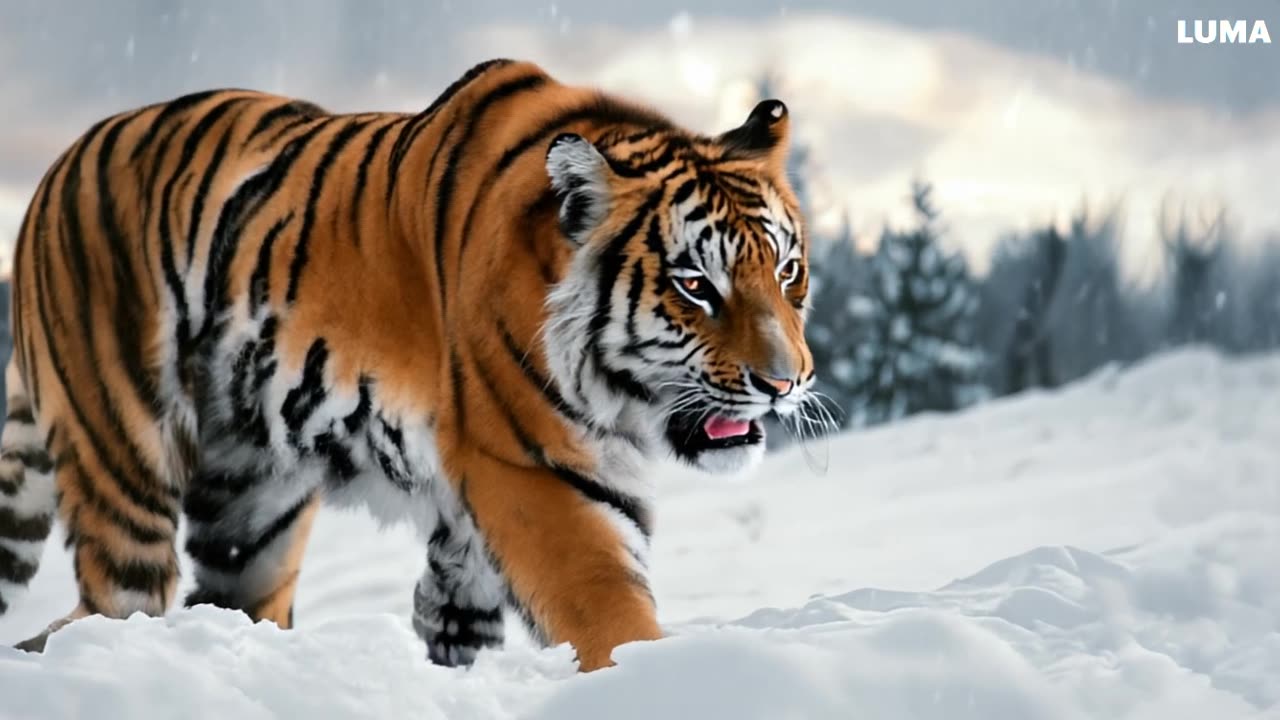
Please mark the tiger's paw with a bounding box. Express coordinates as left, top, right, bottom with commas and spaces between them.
415, 601, 505, 668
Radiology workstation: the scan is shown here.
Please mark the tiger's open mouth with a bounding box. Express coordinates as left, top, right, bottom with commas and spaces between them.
665, 407, 765, 458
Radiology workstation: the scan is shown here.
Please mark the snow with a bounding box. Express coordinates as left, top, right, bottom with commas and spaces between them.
1, 348, 1278, 718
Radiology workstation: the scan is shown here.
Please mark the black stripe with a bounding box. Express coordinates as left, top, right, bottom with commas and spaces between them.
6, 407, 34, 424
372, 443, 413, 493
174, 96, 246, 268
281, 339, 330, 445
420, 602, 505, 649
0, 471, 20, 497
184, 585, 235, 610
182, 470, 254, 524
343, 377, 373, 434
314, 430, 358, 482
559, 186, 595, 240
137, 114, 189, 294
496, 319, 643, 448
247, 100, 325, 144
185, 118, 239, 266
32, 179, 179, 529
227, 342, 255, 412
420, 121, 457, 295
496, 321, 592, 428
0, 544, 37, 584
605, 127, 665, 148
384, 116, 419, 205
494, 98, 675, 175
624, 257, 646, 344
249, 213, 294, 315
22, 168, 66, 414
205, 121, 330, 339
621, 334, 696, 357
471, 348, 651, 538
370, 417, 415, 492
450, 350, 467, 435
235, 318, 279, 448
57, 116, 180, 524
185, 492, 313, 574
671, 178, 698, 207
460, 79, 631, 280
594, 353, 657, 404
433, 603, 503, 627
350, 120, 396, 246
227, 338, 266, 447
141, 119, 187, 200
97, 110, 165, 421
64, 451, 173, 545
433, 74, 547, 311
607, 142, 683, 179
0, 508, 52, 542
386, 58, 514, 203
158, 96, 247, 360
0, 448, 53, 475
286, 119, 371, 303
380, 416, 405, 454
129, 89, 224, 162
250, 317, 281, 397
714, 169, 763, 189
583, 192, 662, 404
89, 543, 172, 595
551, 463, 650, 538
258, 115, 318, 149
427, 514, 451, 549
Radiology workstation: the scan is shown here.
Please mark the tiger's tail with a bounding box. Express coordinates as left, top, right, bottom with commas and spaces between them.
0, 356, 57, 616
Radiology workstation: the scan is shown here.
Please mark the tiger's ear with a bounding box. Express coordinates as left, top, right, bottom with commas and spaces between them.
718, 100, 790, 174
546, 133, 612, 246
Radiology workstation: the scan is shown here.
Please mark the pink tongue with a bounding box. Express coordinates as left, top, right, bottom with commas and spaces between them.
704, 416, 750, 440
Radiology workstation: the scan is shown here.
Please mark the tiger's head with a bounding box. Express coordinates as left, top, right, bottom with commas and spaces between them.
544, 99, 816, 475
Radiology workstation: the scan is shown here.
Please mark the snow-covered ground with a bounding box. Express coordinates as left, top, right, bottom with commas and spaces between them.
1, 348, 1277, 719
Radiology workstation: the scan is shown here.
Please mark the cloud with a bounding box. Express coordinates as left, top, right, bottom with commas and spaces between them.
461, 12, 1280, 274
2, 11, 1276, 279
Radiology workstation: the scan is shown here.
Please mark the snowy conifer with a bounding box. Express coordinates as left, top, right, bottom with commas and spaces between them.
843, 181, 987, 425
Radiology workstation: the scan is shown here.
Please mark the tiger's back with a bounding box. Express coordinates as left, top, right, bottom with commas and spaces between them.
0, 59, 819, 671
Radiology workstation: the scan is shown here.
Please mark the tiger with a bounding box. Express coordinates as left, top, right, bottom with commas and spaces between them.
0, 58, 816, 671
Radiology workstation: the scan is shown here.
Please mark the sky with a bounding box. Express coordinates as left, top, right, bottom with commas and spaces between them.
1, 0, 1278, 275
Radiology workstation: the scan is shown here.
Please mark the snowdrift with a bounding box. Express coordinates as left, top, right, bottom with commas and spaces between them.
2, 348, 1277, 719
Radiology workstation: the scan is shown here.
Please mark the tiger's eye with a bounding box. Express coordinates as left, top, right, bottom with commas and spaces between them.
681, 277, 703, 293
779, 259, 798, 281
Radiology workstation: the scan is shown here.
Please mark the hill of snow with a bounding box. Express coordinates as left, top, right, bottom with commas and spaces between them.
1, 348, 1277, 718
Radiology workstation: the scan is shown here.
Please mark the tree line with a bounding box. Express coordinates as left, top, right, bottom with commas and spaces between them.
798, 182, 1280, 442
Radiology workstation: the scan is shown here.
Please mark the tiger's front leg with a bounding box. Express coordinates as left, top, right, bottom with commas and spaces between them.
460, 452, 661, 672
412, 508, 505, 667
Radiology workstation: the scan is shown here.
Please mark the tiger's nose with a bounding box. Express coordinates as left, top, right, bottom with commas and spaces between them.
748, 370, 794, 398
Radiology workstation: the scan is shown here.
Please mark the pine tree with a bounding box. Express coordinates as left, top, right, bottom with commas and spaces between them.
844, 181, 987, 425
805, 214, 868, 426
1162, 208, 1228, 348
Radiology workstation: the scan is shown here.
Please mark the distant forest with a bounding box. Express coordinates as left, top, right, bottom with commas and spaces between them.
794, 180, 1280, 450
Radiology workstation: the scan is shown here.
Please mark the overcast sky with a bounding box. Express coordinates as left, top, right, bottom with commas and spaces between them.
2, 0, 1277, 273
